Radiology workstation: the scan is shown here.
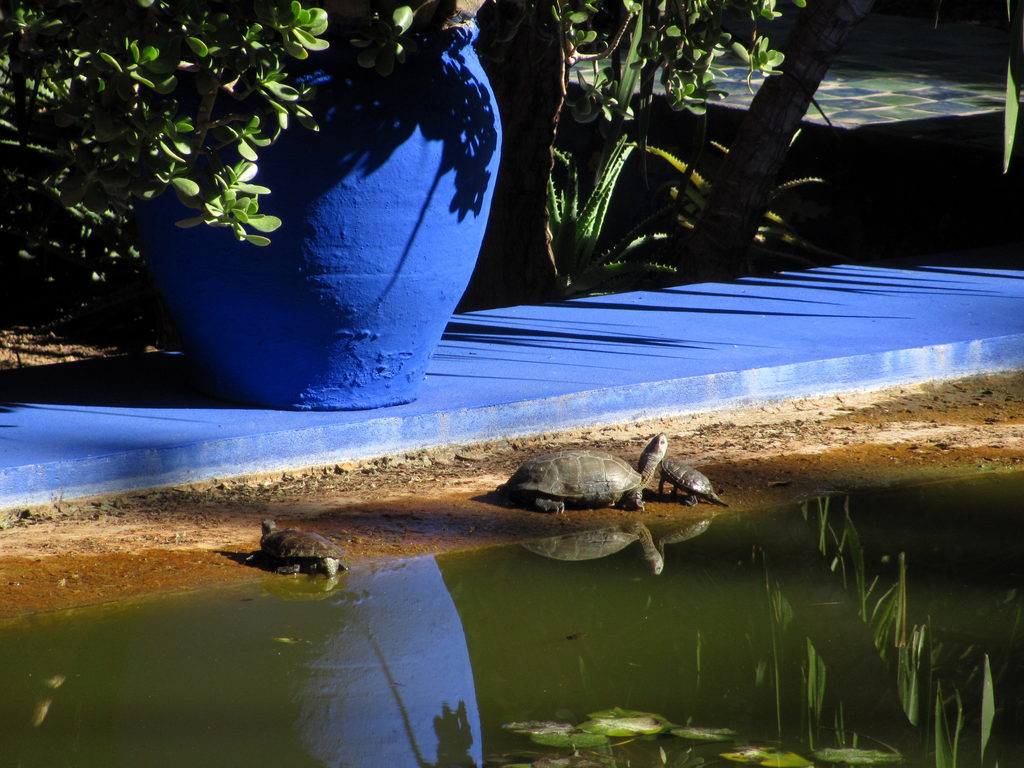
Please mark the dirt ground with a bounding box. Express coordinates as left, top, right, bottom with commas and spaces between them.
3, 330, 1024, 619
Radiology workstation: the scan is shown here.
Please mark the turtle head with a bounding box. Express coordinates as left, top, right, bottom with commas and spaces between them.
626, 521, 664, 575
261, 519, 278, 536
637, 433, 668, 482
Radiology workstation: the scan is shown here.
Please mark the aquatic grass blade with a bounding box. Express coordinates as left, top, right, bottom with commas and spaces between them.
762, 567, 794, 737
896, 624, 927, 727
934, 683, 964, 768
802, 638, 827, 749
981, 654, 994, 764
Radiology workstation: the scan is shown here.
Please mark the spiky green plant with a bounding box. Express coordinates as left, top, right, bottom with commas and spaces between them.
645, 143, 835, 270
547, 135, 673, 298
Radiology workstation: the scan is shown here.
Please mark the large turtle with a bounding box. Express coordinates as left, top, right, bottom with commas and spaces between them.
260, 519, 347, 577
657, 457, 728, 507
503, 433, 668, 514
521, 522, 664, 574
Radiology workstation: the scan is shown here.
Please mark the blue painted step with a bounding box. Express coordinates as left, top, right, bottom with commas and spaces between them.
1, 245, 1022, 509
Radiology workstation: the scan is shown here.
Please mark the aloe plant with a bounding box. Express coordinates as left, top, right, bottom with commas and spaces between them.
547, 134, 672, 297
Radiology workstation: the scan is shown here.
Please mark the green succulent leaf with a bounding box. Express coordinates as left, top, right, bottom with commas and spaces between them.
392, 6, 415, 33
244, 214, 282, 233
237, 140, 259, 162
186, 36, 209, 57
99, 51, 124, 72
170, 177, 201, 198
292, 27, 329, 51
262, 81, 301, 102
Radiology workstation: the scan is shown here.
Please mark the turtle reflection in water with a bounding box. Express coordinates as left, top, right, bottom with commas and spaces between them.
522, 515, 715, 575
259, 519, 347, 577
522, 522, 664, 574
503, 434, 668, 514
655, 515, 713, 565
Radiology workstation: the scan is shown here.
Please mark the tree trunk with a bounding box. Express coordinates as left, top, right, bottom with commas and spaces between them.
675, 0, 876, 282
458, 4, 564, 311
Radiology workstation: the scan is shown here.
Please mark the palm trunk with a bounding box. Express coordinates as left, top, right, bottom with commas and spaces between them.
676, 0, 876, 282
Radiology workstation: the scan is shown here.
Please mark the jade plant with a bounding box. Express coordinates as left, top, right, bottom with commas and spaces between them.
1, 0, 338, 245
0, 0, 791, 253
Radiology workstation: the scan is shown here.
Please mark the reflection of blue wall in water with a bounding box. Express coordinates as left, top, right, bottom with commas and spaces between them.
299, 557, 482, 767
0, 557, 481, 768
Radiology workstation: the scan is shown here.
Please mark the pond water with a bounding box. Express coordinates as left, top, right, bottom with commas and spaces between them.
2, 472, 1022, 768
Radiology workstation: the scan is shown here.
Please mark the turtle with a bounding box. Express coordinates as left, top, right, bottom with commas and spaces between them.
521, 521, 664, 574
503, 433, 668, 514
657, 457, 728, 507
259, 519, 347, 577
653, 515, 714, 564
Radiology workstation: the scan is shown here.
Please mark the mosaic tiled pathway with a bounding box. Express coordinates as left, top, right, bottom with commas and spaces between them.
715, 10, 1012, 148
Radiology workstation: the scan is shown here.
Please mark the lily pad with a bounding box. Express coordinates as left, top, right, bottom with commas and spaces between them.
670, 725, 738, 742
530, 732, 610, 748
811, 747, 903, 764
579, 707, 673, 736
532, 755, 615, 768
503, 721, 576, 736
721, 746, 813, 767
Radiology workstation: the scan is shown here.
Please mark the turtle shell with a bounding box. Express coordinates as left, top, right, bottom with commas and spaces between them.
505, 450, 642, 509
260, 519, 346, 575
521, 527, 641, 561
659, 458, 727, 506
521, 522, 663, 574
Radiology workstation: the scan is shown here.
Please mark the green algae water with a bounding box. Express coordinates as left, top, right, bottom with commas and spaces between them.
2, 472, 1023, 768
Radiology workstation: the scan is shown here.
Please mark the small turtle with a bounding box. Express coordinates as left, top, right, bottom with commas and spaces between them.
503, 433, 668, 514
521, 521, 664, 574
654, 515, 714, 564
657, 457, 728, 507
259, 519, 347, 577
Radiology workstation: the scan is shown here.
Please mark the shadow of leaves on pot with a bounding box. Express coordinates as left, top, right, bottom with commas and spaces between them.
294, 24, 499, 220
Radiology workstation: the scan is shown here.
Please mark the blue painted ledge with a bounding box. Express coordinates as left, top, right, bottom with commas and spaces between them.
2, 244, 1023, 509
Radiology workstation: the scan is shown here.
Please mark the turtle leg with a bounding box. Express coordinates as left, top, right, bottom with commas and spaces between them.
683, 494, 699, 507
275, 563, 301, 575
534, 498, 566, 514
620, 487, 645, 511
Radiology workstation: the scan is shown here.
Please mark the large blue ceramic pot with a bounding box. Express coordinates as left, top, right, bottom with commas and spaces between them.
139, 25, 500, 410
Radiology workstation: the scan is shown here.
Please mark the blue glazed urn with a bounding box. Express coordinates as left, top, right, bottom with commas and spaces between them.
139, 25, 500, 410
